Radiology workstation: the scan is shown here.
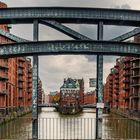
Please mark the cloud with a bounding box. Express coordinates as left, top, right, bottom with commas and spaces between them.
39, 55, 96, 92
113, 4, 131, 9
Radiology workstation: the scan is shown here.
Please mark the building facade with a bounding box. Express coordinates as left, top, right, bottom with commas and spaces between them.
84, 91, 96, 105
0, 2, 34, 117
59, 78, 84, 114
129, 35, 140, 117
104, 48, 139, 117
104, 57, 130, 109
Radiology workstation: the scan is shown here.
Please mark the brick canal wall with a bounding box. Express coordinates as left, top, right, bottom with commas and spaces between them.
0, 107, 31, 124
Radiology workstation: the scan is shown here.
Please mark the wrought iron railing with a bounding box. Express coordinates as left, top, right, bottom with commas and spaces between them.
0, 117, 140, 139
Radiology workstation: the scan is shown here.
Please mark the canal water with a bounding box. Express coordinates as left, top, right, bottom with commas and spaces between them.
0, 108, 140, 139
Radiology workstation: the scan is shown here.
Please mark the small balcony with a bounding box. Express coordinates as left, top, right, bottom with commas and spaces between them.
123, 64, 130, 70
0, 63, 8, 69
123, 57, 131, 62
18, 57, 25, 62
18, 70, 24, 75
123, 96, 129, 100
114, 80, 119, 84
28, 89, 32, 93
114, 90, 119, 95
19, 92, 24, 99
114, 75, 119, 80
131, 65, 140, 69
114, 86, 119, 90
18, 84, 23, 89
28, 69, 32, 73
109, 93, 113, 97
28, 84, 32, 88
124, 72, 130, 77
131, 74, 140, 78
0, 73, 8, 81
131, 83, 140, 87
18, 64, 24, 69
123, 86, 130, 90
123, 93, 129, 100
18, 77, 24, 82
123, 79, 130, 83
131, 57, 140, 61
130, 92, 139, 97
0, 90, 8, 95
28, 74, 32, 78
28, 79, 32, 83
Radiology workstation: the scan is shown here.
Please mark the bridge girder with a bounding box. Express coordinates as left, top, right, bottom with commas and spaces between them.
0, 7, 140, 26
0, 29, 28, 42
40, 20, 92, 40
0, 40, 139, 57
1, 21, 140, 44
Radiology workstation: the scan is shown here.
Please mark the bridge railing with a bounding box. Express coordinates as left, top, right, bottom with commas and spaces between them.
0, 117, 140, 139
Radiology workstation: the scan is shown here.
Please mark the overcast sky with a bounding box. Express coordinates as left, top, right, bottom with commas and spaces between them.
1, 0, 140, 93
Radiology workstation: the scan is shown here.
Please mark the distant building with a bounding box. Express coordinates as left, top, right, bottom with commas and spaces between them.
59, 78, 84, 114
84, 91, 96, 105
48, 91, 60, 103
38, 79, 44, 105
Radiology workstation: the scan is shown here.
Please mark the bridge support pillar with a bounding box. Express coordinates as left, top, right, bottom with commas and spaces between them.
96, 21, 103, 139
32, 20, 39, 140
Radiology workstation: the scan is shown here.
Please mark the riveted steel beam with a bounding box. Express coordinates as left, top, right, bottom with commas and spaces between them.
32, 20, 39, 140
1, 26, 140, 44
40, 20, 91, 40
96, 22, 104, 139
112, 28, 140, 41
0, 29, 29, 42
0, 7, 140, 26
0, 40, 140, 57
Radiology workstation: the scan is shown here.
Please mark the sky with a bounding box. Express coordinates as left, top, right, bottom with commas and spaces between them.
1, 0, 140, 93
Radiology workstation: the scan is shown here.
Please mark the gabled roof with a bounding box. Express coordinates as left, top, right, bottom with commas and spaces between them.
61, 78, 82, 89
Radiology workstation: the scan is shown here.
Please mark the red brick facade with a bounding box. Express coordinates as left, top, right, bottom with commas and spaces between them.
104, 50, 139, 117
0, 1, 34, 116
84, 91, 96, 105
104, 57, 132, 110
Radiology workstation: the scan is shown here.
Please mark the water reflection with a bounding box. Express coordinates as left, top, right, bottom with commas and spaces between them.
0, 108, 139, 139
38, 108, 96, 139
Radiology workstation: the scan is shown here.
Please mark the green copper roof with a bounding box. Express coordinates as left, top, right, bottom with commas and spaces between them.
61, 78, 82, 89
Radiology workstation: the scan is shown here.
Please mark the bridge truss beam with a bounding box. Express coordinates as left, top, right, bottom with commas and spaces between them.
0, 40, 139, 57
40, 20, 92, 40
1, 22, 140, 44
0, 29, 28, 42
112, 28, 140, 41
0, 7, 140, 26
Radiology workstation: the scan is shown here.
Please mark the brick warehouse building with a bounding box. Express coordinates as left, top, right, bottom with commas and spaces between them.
0, 1, 34, 116
59, 78, 84, 114
0, 1, 12, 116
84, 91, 96, 105
104, 57, 132, 110
103, 72, 113, 108
104, 36, 140, 117
129, 35, 140, 117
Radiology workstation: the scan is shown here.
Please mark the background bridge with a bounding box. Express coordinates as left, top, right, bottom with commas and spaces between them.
38, 103, 97, 108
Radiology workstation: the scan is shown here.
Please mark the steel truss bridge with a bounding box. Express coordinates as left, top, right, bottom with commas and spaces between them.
0, 6, 140, 140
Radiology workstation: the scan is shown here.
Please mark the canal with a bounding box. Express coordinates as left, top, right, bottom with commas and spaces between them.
0, 108, 140, 139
